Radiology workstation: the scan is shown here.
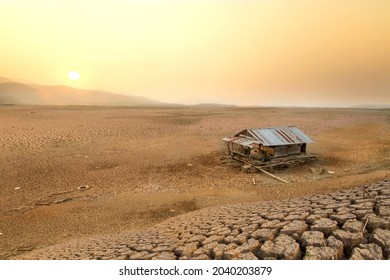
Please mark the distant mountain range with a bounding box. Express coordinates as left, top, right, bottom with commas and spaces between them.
0, 77, 162, 106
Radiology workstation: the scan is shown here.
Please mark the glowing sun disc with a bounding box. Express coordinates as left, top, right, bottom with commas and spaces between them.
67, 70, 81, 81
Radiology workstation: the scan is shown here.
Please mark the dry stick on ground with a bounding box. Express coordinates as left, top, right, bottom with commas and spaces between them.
255, 167, 290, 184
362, 217, 369, 232
363, 189, 373, 198
252, 178, 256, 185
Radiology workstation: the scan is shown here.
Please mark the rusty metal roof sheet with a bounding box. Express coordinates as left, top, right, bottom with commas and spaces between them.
222, 136, 259, 148
242, 126, 313, 146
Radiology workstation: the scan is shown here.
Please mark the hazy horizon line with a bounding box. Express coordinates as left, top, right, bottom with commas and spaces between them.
1, 75, 389, 109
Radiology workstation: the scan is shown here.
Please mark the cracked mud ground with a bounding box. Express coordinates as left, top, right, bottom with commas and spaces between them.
16, 179, 390, 260
2, 106, 390, 260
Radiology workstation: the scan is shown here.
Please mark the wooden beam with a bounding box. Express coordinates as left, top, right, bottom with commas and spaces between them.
254, 167, 290, 183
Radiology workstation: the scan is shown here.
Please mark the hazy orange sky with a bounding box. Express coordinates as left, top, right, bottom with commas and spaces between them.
1, 0, 389, 106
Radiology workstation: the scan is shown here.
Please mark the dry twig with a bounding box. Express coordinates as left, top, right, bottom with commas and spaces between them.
256, 168, 289, 183
363, 189, 373, 198
363, 217, 369, 232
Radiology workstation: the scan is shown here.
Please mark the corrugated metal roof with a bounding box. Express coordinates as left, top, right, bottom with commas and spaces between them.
222, 136, 259, 148
239, 126, 313, 146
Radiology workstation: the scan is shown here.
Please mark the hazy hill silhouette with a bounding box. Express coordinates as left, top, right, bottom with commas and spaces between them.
0, 82, 41, 105
0, 77, 162, 106
0, 77, 14, 84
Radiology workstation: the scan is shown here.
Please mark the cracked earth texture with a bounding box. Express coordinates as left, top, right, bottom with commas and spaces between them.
16, 179, 390, 260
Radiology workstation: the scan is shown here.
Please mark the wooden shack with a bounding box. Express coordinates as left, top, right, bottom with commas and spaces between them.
222, 126, 313, 161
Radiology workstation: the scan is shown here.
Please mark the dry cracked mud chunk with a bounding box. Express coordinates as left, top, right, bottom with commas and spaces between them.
327, 236, 344, 259
365, 215, 390, 232
349, 244, 383, 260
217, 228, 232, 236
280, 220, 308, 237
306, 214, 329, 224
336, 207, 353, 214
234, 252, 258, 260
377, 199, 390, 207
266, 213, 286, 220
129, 251, 157, 260
325, 203, 350, 211
174, 242, 199, 258
258, 234, 301, 260
354, 209, 374, 219
202, 235, 224, 245
342, 219, 364, 233
222, 248, 243, 260
212, 243, 237, 260
152, 246, 173, 253
237, 238, 261, 254
332, 230, 364, 255
301, 231, 326, 248
352, 198, 376, 205
378, 206, 390, 217
179, 232, 193, 242
258, 241, 280, 259
351, 202, 374, 210
192, 254, 210, 260
251, 228, 278, 242
316, 199, 337, 206
330, 213, 356, 225
152, 251, 177, 260
112, 255, 129, 260
187, 235, 206, 243
284, 212, 310, 221
241, 223, 260, 232
131, 244, 155, 252
313, 209, 334, 215
304, 246, 339, 260
370, 229, 390, 258
380, 188, 390, 196
232, 233, 248, 245
261, 220, 289, 230
119, 250, 136, 260
248, 215, 266, 224
230, 229, 241, 236
310, 218, 338, 236
202, 241, 219, 252
193, 247, 211, 258
224, 235, 236, 244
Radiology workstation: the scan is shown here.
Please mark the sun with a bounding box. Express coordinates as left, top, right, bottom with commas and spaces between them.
67, 70, 81, 81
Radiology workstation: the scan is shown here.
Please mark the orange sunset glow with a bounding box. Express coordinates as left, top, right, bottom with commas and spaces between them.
0, 0, 389, 106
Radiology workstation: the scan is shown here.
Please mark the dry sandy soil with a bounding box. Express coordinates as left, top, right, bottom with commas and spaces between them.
0, 106, 389, 259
